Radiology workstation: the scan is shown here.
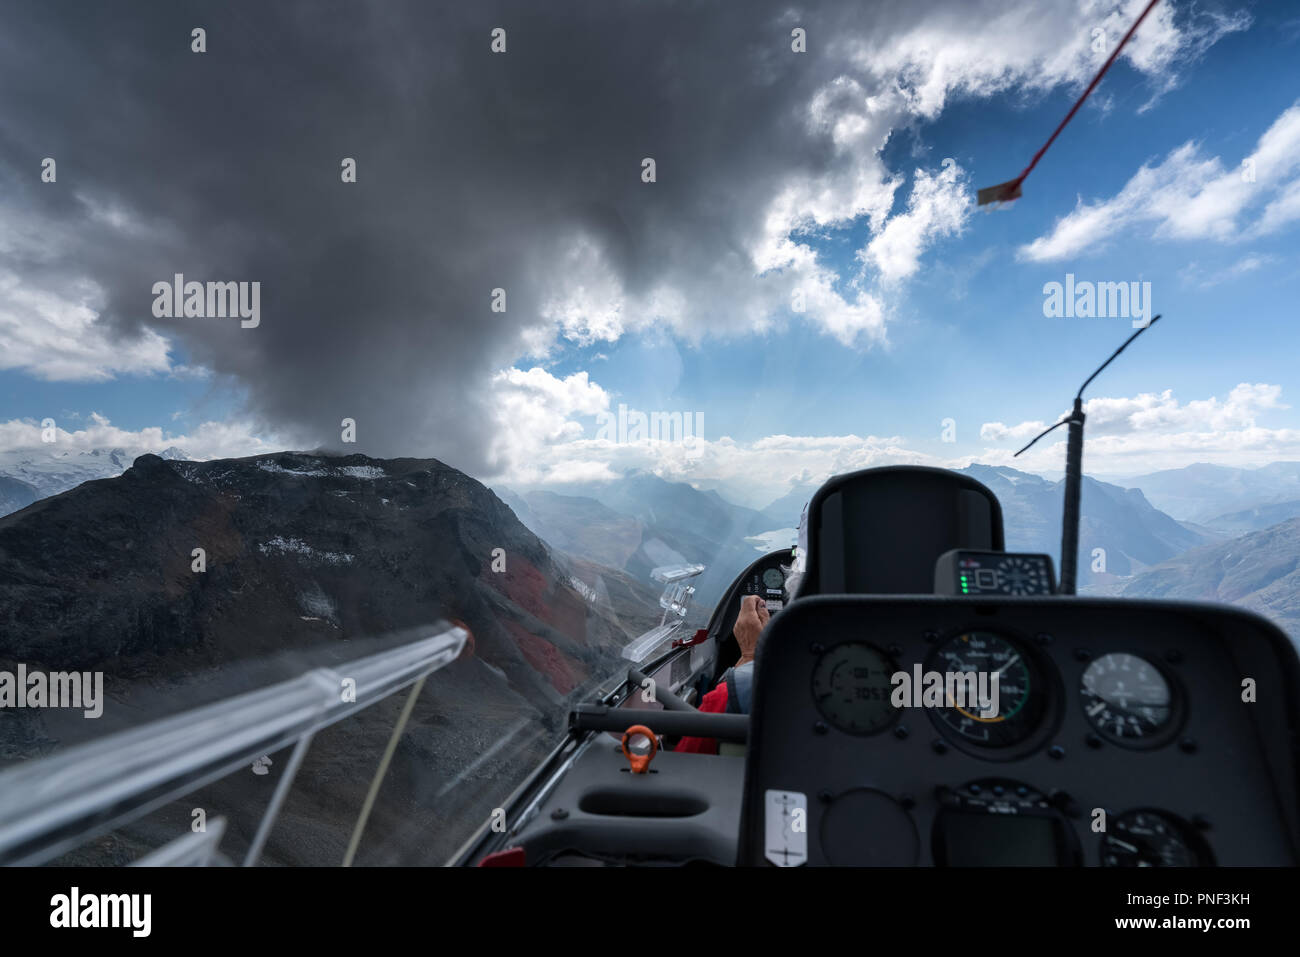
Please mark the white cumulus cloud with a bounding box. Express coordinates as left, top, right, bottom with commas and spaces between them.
1020, 101, 1300, 261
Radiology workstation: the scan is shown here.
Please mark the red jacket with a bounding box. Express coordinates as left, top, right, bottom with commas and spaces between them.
673, 683, 729, 754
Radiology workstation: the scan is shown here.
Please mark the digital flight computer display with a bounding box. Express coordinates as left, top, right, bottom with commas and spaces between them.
934, 550, 1056, 597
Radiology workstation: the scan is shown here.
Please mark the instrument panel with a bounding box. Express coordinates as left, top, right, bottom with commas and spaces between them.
702, 550, 793, 687
741, 595, 1300, 866
749, 563, 788, 612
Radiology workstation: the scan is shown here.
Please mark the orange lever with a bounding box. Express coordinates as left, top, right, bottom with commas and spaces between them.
620, 725, 659, 773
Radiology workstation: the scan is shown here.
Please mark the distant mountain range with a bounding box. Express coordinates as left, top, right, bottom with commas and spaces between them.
499, 471, 776, 610
1117, 517, 1300, 641
0, 445, 190, 509
500, 463, 1210, 600
758, 483, 818, 528
535, 462, 1299, 643
1122, 462, 1300, 527
748, 464, 1213, 588
4, 448, 1296, 631
495, 488, 645, 571
1200, 500, 1300, 536
957, 465, 1213, 585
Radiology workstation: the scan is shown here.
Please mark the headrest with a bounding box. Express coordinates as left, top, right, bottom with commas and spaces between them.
796, 466, 1003, 597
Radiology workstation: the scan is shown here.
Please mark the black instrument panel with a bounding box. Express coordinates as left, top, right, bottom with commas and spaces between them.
740, 595, 1300, 866
702, 549, 792, 687
745, 560, 789, 611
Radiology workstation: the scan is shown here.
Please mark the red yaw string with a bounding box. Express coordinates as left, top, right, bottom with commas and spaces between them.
979, 0, 1163, 204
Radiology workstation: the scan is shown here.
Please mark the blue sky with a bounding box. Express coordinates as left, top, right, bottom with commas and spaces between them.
523, 7, 1300, 499
2, 1, 1297, 506
555, 24, 1299, 430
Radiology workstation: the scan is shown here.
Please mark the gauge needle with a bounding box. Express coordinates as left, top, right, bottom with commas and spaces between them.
994, 654, 1020, 678
1110, 838, 1140, 853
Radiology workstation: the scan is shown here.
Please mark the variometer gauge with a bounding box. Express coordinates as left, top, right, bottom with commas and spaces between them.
995, 555, 1051, 595
934, 550, 1055, 596
1081, 652, 1181, 748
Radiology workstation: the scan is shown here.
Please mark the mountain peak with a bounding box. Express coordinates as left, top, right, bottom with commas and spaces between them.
0, 449, 658, 675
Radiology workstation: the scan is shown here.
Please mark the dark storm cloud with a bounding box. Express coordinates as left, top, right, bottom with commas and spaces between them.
19, 0, 1238, 472
0, 0, 1246, 469
4, 0, 880, 469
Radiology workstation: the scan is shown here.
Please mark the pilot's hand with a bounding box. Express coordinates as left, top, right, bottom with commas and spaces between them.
734, 595, 770, 665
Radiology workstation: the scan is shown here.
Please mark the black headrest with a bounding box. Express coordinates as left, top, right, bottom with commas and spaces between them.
798, 466, 1003, 596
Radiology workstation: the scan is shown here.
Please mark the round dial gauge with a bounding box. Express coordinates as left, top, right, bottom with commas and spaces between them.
996, 556, 1050, 595
762, 567, 785, 590
926, 632, 1044, 748
1081, 653, 1174, 746
1101, 810, 1212, 867
811, 642, 897, 735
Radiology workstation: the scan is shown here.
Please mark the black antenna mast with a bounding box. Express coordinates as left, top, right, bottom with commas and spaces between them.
1014, 315, 1163, 594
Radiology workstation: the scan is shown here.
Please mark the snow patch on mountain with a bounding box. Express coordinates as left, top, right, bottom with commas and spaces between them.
257, 459, 330, 477
339, 465, 386, 479
259, 536, 355, 565
256, 459, 386, 480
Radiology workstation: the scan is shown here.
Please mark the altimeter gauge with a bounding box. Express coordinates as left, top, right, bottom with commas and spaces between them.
811, 642, 897, 735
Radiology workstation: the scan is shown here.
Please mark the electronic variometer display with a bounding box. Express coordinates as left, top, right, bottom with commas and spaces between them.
934, 550, 1056, 596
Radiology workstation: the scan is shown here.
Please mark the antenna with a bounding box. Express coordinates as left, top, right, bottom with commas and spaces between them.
1015, 315, 1163, 594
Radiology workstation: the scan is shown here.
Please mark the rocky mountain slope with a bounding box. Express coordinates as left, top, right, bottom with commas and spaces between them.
0, 450, 661, 864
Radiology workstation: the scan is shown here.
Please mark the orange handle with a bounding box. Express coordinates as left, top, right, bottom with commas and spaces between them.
620, 724, 659, 773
